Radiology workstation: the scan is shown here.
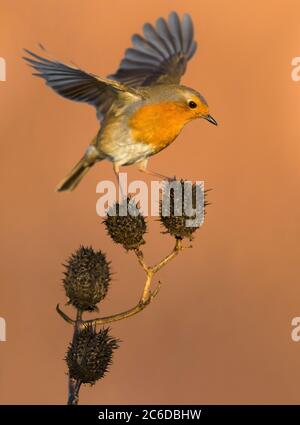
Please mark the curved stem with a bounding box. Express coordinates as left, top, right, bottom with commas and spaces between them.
85, 280, 162, 326
151, 238, 182, 273
57, 239, 183, 329
56, 304, 74, 324
57, 239, 184, 404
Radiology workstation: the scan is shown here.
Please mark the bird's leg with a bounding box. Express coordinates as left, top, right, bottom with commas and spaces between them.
113, 162, 126, 201
138, 159, 175, 181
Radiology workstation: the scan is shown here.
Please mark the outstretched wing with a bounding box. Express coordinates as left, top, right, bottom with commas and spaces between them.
108, 11, 197, 87
23, 49, 139, 121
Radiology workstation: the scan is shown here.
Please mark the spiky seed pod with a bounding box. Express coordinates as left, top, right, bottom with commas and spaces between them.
160, 179, 207, 240
103, 197, 147, 250
63, 246, 111, 311
66, 326, 119, 385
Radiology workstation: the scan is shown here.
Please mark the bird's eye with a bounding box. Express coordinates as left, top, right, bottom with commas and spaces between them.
188, 100, 197, 109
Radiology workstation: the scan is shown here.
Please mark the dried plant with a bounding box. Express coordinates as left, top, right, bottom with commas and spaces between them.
56, 180, 207, 404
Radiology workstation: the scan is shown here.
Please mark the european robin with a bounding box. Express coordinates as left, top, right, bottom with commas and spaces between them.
24, 11, 217, 191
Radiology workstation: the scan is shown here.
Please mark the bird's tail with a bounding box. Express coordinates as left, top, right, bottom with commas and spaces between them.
56, 141, 102, 192
56, 157, 92, 192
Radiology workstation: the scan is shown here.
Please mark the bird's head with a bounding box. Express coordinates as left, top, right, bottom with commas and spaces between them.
129, 85, 217, 147
173, 86, 217, 126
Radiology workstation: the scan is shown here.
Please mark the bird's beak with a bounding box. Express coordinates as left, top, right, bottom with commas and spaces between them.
203, 114, 218, 126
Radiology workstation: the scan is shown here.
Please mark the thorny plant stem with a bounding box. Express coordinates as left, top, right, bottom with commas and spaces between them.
67, 309, 83, 405
57, 238, 183, 328
134, 237, 182, 302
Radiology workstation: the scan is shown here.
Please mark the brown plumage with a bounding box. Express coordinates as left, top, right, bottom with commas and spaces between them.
23, 12, 217, 191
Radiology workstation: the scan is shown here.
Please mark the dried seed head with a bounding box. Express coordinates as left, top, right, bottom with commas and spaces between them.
63, 246, 111, 311
160, 179, 207, 240
103, 197, 147, 250
66, 326, 119, 385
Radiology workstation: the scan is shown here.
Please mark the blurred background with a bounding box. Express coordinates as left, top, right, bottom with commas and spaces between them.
1, 0, 300, 404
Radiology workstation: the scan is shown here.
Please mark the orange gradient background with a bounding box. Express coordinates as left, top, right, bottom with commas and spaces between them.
1, 0, 300, 404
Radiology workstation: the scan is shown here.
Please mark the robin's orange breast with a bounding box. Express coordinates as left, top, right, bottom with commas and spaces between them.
128, 101, 193, 153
